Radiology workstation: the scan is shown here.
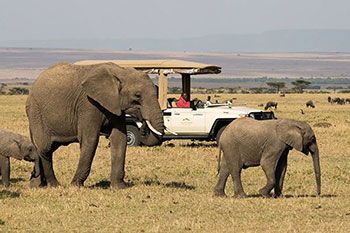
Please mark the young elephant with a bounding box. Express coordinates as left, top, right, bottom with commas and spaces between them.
0, 130, 38, 187
214, 118, 321, 198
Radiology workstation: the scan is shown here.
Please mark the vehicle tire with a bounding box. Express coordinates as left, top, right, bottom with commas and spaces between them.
215, 126, 226, 144
126, 125, 141, 146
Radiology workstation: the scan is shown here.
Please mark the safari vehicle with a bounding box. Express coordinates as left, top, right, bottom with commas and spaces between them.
74, 60, 275, 146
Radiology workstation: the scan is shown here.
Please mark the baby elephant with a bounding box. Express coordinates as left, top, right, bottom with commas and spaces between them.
214, 118, 321, 198
0, 130, 38, 187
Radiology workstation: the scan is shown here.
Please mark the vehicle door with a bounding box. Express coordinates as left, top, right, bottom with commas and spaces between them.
163, 108, 206, 135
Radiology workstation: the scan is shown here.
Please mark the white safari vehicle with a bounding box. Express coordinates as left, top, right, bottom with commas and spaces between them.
74, 60, 275, 146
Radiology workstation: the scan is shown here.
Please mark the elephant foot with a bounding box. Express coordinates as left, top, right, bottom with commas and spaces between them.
30, 176, 46, 188
71, 179, 84, 187
213, 189, 227, 197
49, 180, 60, 187
273, 192, 283, 198
259, 188, 272, 198
234, 192, 247, 199
111, 180, 128, 189
2, 183, 10, 188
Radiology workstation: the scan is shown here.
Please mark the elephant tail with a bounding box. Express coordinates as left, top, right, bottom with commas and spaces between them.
217, 148, 222, 176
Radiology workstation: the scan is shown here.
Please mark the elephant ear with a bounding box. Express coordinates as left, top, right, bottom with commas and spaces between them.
276, 120, 303, 152
81, 65, 122, 116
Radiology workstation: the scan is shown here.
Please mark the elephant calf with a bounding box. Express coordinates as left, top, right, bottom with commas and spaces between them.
214, 118, 321, 198
0, 130, 38, 187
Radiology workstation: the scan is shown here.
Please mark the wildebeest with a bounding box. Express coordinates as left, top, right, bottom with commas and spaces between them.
328, 97, 346, 105
264, 101, 278, 110
338, 98, 346, 105
306, 100, 315, 108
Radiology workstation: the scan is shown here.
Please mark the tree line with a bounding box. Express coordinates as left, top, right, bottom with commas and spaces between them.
0, 83, 29, 95
169, 79, 316, 94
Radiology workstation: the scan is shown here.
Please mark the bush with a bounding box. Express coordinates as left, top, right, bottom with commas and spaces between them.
8, 87, 29, 95
338, 89, 350, 93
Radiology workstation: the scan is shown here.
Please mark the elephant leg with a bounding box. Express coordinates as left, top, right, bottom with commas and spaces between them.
30, 159, 46, 188
40, 144, 60, 187
274, 151, 289, 197
29, 119, 58, 187
259, 159, 277, 198
0, 156, 10, 187
230, 166, 246, 198
109, 121, 127, 189
220, 149, 246, 198
71, 134, 100, 186
213, 157, 230, 197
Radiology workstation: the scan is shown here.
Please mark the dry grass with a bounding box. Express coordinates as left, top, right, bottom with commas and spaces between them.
0, 94, 349, 233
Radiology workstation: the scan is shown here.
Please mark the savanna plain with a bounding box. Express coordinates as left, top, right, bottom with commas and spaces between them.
0, 93, 349, 233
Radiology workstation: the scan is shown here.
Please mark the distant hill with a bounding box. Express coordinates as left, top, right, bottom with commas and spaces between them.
1, 30, 350, 52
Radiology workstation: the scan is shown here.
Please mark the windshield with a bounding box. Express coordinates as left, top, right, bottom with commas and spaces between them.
248, 111, 276, 120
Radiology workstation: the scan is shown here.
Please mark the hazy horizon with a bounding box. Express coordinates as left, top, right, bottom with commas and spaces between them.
1, 0, 350, 41
1, 29, 349, 52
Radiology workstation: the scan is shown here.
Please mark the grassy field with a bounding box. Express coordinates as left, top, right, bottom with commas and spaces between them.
0, 94, 349, 233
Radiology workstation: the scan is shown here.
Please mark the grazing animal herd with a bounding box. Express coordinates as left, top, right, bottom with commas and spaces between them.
0, 63, 329, 198
262, 95, 350, 113
328, 96, 350, 105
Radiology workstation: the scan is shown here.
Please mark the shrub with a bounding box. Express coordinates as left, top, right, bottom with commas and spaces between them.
8, 87, 29, 95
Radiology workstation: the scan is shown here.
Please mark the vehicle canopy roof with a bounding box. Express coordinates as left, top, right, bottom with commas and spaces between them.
74, 59, 221, 75
74, 59, 221, 110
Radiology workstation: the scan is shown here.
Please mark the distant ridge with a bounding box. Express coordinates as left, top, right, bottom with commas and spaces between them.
1, 29, 350, 52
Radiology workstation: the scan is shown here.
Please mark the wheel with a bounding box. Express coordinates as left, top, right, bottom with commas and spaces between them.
126, 125, 141, 146
215, 126, 226, 144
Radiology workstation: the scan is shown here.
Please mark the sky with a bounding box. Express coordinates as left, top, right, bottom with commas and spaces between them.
0, 0, 350, 40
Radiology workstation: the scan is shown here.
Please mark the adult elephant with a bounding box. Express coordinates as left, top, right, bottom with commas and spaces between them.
214, 118, 321, 198
26, 62, 164, 188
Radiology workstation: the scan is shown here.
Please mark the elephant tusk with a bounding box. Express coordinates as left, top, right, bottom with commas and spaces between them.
165, 126, 178, 135
146, 120, 163, 136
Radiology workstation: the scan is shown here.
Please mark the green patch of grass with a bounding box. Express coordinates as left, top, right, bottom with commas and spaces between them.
0, 190, 21, 199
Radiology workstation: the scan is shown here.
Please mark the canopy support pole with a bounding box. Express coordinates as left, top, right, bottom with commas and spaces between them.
181, 74, 191, 100
158, 70, 168, 110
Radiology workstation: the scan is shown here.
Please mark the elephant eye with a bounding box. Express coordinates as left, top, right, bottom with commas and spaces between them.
134, 92, 142, 101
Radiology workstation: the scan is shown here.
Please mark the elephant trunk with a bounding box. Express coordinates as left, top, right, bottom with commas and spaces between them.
310, 144, 321, 196
139, 101, 164, 146
30, 156, 47, 188
141, 130, 163, 146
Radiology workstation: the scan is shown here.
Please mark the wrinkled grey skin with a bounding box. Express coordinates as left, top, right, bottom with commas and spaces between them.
124, 108, 161, 146
214, 118, 321, 198
26, 63, 164, 188
0, 130, 38, 187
